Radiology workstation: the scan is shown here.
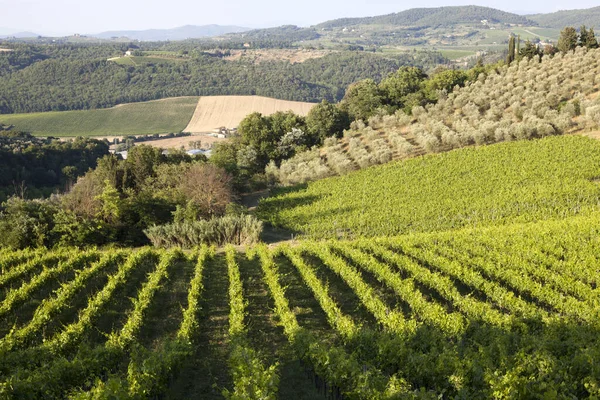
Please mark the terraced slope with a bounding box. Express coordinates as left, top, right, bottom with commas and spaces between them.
272, 46, 600, 185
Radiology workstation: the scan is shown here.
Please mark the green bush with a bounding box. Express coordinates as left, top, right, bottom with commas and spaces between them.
144, 215, 263, 248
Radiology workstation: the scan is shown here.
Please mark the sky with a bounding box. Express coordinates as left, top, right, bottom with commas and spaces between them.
1, 0, 599, 36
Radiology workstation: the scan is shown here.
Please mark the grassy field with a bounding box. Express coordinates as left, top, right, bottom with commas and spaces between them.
437, 49, 477, 59
0, 97, 199, 137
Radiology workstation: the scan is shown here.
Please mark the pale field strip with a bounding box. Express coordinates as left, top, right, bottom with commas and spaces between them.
183, 95, 316, 133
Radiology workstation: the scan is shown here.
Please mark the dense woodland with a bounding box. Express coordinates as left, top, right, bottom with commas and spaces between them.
0, 131, 108, 202
0, 43, 446, 114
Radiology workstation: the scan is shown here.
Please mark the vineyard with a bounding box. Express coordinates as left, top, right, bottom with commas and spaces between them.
258, 135, 600, 239
0, 211, 599, 398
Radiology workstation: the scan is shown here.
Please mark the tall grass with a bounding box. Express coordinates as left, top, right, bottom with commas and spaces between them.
145, 215, 263, 248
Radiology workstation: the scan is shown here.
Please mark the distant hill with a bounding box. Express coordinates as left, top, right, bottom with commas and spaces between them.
91, 24, 250, 41
528, 7, 600, 29
315, 5, 536, 28
0, 31, 40, 38
226, 25, 320, 42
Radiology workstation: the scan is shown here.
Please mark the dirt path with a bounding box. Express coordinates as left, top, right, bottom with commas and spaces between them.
242, 190, 297, 244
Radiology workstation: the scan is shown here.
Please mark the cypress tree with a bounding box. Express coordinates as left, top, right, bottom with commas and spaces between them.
506, 36, 516, 65
579, 26, 589, 47
558, 27, 578, 53
586, 28, 599, 49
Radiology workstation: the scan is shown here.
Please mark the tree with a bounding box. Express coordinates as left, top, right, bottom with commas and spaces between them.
123, 145, 164, 191
305, 100, 351, 143
340, 79, 383, 121
579, 26, 590, 48
543, 44, 558, 57
424, 69, 468, 100
558, 27, 578, 53
238, 112, 272, 166
506, 36, 516, 65
179, 164, 233, 218
584, 27, 599, 49
379, 67, 427, 109
519, 40, 542, 60
210, 141, 240, 176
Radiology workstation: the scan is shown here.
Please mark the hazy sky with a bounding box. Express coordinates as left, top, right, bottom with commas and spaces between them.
1, 0, 599, 36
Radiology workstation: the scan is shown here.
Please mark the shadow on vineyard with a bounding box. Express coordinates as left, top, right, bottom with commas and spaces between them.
166, 256, 232, 399
238, 254, 328, 399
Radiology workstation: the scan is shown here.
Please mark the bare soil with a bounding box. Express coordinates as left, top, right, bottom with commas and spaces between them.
184, 96, 316, 134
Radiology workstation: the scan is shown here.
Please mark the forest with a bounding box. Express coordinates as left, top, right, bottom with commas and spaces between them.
0, 43, 447, 114
0, 131, 109, 202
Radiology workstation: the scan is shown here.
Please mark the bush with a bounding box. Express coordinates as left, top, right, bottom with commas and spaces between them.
0, 197, 59, 249
144, 215, 263, 248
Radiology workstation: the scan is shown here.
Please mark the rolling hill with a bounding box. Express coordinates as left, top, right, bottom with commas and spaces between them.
258, 135, 600, 239
528, 6, 600, 29
91, 24, 250, 41
315, 5, 536, 28
272, 46, 600, 185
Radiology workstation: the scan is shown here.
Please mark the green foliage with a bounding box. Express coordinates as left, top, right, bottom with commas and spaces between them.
558, 27, 578, 53
519, 40, 542, 60
144, 215, 263, 248
0, 197, 59, 249
305, 100, 351, 142
424, 69, 468, 100
237, 111, 308, 170
506, 36, 516, 64
579, 26, 599, 49
340, 79, 384, 121
379, 67, 427, 110
0, 135, 109, 202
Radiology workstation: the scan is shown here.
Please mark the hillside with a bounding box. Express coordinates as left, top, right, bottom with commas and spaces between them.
272, 46, 600, 185
0, 49, 440, 114
184, 96, 316, 133
0, 97, 198, 137
259, 135, 600, 239
92, 25, 251, 41
316, 5, 536, 28
528, 6, 600, 29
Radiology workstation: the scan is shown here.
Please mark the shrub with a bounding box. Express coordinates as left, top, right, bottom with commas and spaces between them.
144, 215, 263, 248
